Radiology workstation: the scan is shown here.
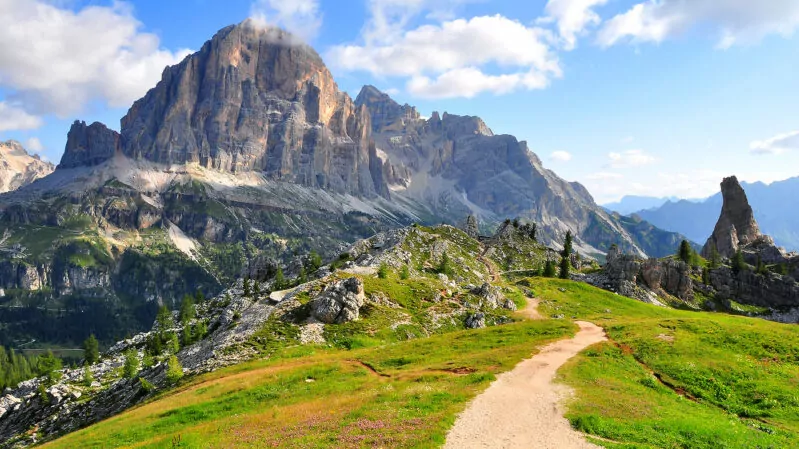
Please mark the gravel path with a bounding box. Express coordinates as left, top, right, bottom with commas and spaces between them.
444, 320, 607, 449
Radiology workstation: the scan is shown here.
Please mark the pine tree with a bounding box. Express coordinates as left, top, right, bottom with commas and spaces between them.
438, 253, 454, 276
308, 251, 323, 271
561, 231, 574, 258
123, 349, 139, 379
179, 294, 195, 324
708, 243, 721, 269
678, 240, 692, 264
543, 260, 557, 278
732, 249, 747, 274
156, 305, 173, 332
253, 280, 261, 297
182, 325, 193, 346
243, 278, 251, 297
559, 256, 571, 279
756, 254, 768, 275
274, 267, 285, 290
82, 364, 94, 387
702, 267, 710, 285
193, 320, 208, 342
297, 268, 307, 284
166, 355, 184, 385
37, 350, 62, 384
83, 334, 99, 365
168, 333, 180, 355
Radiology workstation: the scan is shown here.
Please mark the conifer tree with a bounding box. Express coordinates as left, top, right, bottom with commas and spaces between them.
678, 240, 692, 264
559, 256, 570, 279
83, 334, 99, 365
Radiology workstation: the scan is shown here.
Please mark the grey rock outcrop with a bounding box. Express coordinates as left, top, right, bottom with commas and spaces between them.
0, 141, 54, 193
463, 214, 479, 239
602, 245, 693, 302
465, 312, 486, 329
310, 277, 365, 324
702, 176, 762, 259
57, 121, 120, 169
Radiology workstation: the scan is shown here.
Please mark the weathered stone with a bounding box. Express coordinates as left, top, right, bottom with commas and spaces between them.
702, 176, 762, 259
471, 282, 505, 309
310, 277, 365, 324
465, 313, 486, 329
0, 141, 54, 193
58, 121, 120, 169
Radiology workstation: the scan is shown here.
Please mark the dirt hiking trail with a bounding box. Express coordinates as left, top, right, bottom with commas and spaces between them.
444, 320, 607, 448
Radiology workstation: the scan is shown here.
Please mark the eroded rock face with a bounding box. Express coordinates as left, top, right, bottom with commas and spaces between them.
702, 176, 762, 259
120, 21, 388, 198
641, 258, 693, 301
58, 121, 120, 169
310, 277, 365, 324
0, 141, 54, 193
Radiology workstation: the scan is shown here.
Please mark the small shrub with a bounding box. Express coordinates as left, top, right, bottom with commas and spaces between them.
165, 355, 184, 385
378, 263, 389, 279
123, 349, 140, 379
399, 265, 410, 280
82, 364, 94, 386
38, 383, 49, 405
139, 378, 156, 393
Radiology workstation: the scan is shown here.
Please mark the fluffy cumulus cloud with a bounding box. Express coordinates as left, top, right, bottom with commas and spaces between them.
0, 0, 191, 127
249, 0, 322, 42
0, 102, 42, 132
597, 0, 799, 48
542, 0, 609, 50
750, 131, 799, 156
550, 150, 573, 162
606, 149, 657, 168
328, 1, 562, 99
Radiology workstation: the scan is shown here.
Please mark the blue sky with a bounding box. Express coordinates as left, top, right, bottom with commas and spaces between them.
1, 0, 798, 203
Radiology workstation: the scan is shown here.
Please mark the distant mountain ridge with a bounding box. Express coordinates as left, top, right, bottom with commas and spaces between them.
630, 177, 799, 251
603, 195, 683, 215
0, 141, 54, 193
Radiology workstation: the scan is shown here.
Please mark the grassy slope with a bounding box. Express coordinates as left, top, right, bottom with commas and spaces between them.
43, 319, 573, 448
528, 278, 799, 448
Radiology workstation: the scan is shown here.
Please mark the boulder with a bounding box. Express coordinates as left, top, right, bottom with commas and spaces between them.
310, 278, 366, 324
471, 282, 505, 309
465, 313, 486, 329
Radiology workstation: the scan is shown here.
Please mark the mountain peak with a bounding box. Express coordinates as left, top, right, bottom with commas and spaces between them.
0, 140, 54, 193
355, 85, 420, 133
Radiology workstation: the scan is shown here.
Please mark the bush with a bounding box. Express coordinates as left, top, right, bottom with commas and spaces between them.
378, 263, 390, 279
165, 355, 184, 385
438, 253, 454, 276
399, 265, 410, 280
139, 377, 156, 393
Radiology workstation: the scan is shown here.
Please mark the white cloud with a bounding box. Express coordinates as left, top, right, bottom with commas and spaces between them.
750, 130, 799, 155
606, 149, 656, 168
24, 137, 44, 153
0, 0, 191, 118
550, 150, 573, 162
542, 0, 609, 50
597, 0, 799, 48
328, 14, 561, 99
249, 0, 322, 42
586, 171, 623, 180
0, 102, 42, 132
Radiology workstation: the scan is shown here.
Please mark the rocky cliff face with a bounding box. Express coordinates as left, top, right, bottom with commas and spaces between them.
0, 142, 53, 193
120, 21, 387, 198
57, 121, 120, 169
354, 86, 681, 257
702, 176, 762, 258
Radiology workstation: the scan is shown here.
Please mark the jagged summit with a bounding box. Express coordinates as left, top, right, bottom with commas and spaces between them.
702, 176, 763, 258
0, 140, 54, 193
354, 85, 421, 133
